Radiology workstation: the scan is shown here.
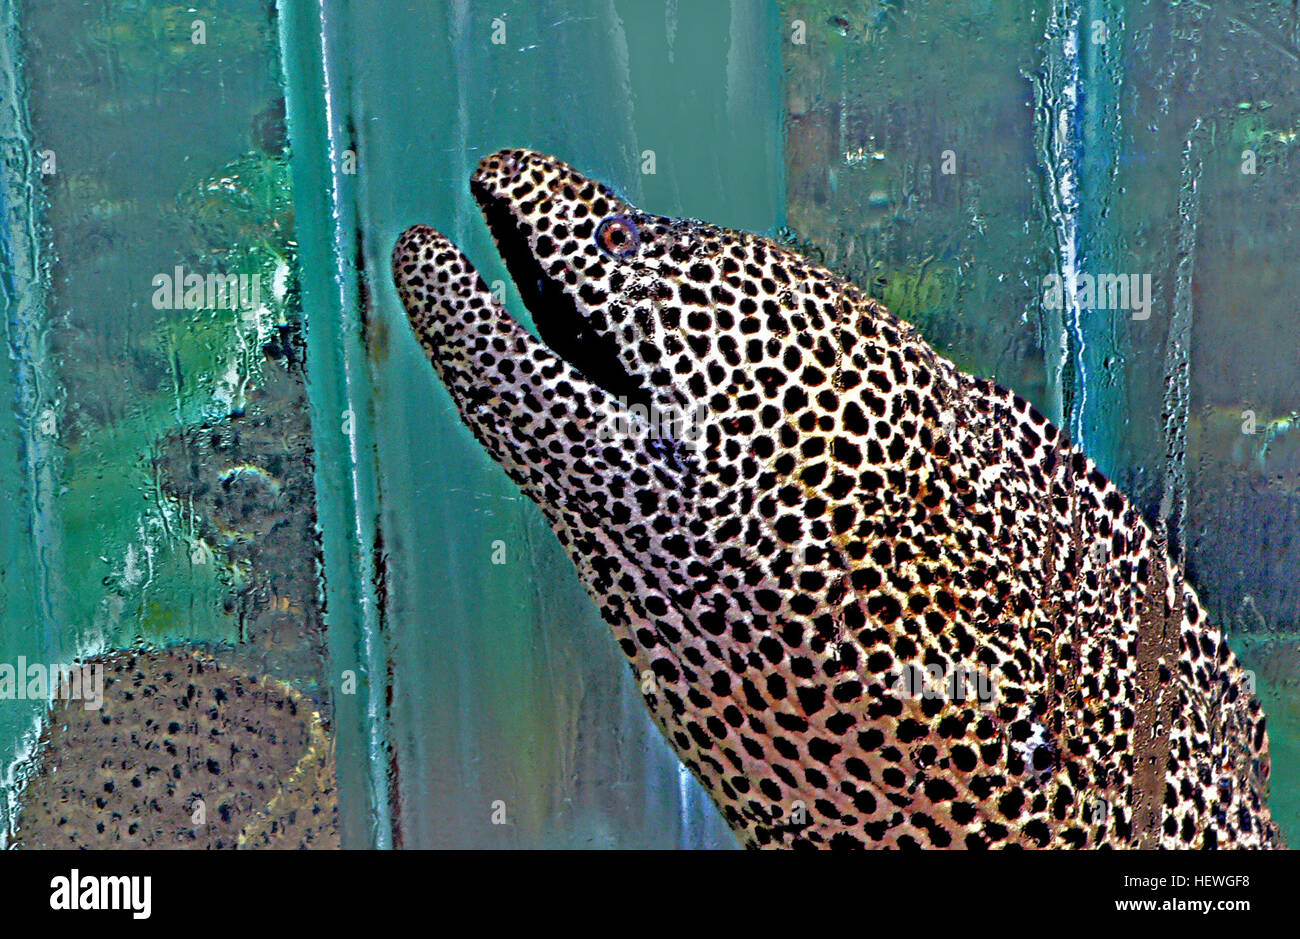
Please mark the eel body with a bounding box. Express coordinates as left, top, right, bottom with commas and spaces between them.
392, 148, 1277, 849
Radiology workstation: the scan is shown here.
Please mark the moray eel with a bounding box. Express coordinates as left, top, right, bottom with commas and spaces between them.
392, 148, 1278, 849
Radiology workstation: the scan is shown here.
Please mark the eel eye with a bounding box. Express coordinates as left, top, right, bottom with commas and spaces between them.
595, 215, 640, 259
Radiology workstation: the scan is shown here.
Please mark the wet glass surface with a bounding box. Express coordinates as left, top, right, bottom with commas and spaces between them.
1, 0, 334, 845
0, 0, 1296, 849
780, 0, 1300, 841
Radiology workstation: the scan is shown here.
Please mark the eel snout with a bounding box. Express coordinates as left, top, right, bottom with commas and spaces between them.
392, 223, 671, 515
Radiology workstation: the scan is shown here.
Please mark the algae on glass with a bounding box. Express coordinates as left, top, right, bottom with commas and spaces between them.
1, 0, 333, 845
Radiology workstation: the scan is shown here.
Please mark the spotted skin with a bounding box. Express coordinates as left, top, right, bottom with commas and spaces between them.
392, 148, 1278, 849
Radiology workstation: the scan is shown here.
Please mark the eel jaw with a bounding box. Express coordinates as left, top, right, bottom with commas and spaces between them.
391, 224, 697, 525
468, 157, 651, 410
393, 222, 607, 455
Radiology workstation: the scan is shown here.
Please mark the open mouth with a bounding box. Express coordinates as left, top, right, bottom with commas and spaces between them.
470, 179, 651, 410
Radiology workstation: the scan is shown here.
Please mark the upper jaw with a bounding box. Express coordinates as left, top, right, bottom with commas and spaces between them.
470, 147, 624, 212
468, 154, 654, 409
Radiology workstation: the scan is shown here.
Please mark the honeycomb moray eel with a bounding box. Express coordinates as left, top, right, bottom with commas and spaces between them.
392, 148, 1278, 850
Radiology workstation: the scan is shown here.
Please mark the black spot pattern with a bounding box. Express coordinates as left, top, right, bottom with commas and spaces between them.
392, 148, 1279, 850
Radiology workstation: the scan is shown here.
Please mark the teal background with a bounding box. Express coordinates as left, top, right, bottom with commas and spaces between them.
280, 0, 781, 847
0, 0, 1298, 847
